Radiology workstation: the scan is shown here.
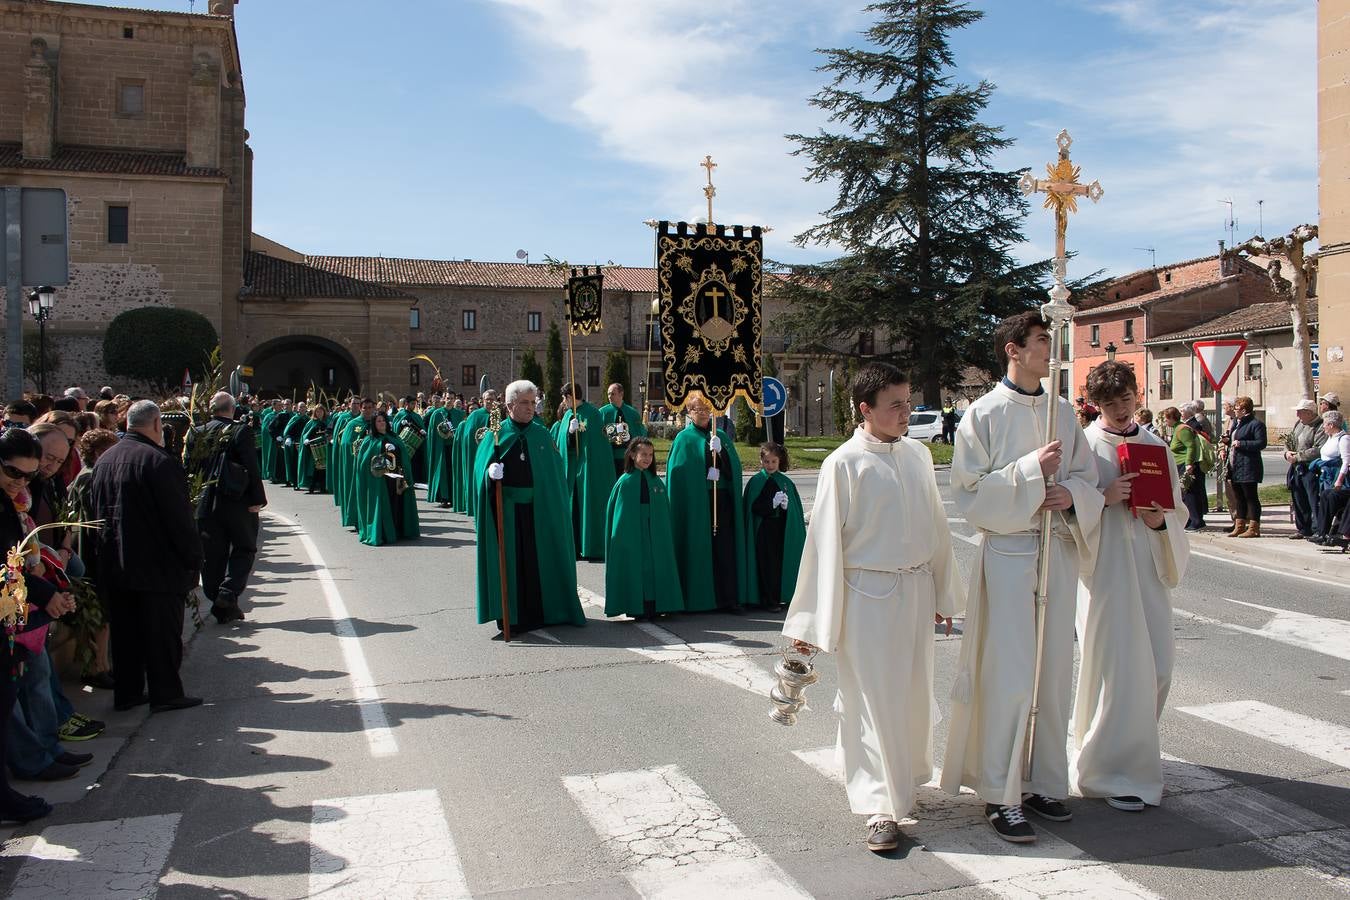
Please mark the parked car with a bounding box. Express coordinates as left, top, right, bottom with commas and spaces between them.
906, 410, 943, 442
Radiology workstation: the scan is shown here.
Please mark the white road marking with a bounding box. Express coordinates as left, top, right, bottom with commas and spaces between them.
1190, 549, 1350, 589
310, 789, 469, 899
2, 813, 181, 899
792, 746, 842, 784
269, 513, 397, 757
1178, 700, 1350, 769
564, 764, 811, 899
1215, 597, 1350, 663
578, 586, 779, 698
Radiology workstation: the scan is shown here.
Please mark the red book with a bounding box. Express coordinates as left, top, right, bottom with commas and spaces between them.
1116, 441, 1176, 513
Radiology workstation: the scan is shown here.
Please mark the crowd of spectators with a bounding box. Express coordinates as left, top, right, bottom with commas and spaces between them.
0, 384, 265, 825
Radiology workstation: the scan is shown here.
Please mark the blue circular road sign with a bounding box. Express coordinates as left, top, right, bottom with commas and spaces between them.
762, 376, 787, 417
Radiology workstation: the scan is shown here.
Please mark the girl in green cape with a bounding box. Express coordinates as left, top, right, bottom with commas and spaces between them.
355, 411, 421, 546
603, 438, 684, 619
743, 442, 806, 610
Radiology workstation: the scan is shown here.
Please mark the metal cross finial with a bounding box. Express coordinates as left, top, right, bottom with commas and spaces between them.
1018, 129, 1103, 323
701, 155, 718, 225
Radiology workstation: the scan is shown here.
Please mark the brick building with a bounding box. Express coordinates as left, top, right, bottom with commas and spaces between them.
1069, 252, 1280, 402
1319, 3, 1350, 402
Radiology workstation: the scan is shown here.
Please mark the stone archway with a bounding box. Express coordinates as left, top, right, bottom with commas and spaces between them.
245, 335, 360, 399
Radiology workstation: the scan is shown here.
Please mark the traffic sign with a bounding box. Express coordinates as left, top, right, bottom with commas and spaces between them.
762, 376, 786, 417
1193, 339, 1247, 392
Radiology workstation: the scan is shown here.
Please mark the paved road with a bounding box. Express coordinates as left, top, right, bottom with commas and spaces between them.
0, 466, 1345, 898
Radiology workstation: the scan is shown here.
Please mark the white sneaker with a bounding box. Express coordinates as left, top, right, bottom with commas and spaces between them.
1106, 795, 1146, 812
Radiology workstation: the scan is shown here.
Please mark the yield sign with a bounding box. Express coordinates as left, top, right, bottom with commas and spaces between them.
1193, 339, 1247, 392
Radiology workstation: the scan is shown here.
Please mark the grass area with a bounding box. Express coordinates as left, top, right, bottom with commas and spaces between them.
647, 433, 954, 470
1208, 484, 1291, 507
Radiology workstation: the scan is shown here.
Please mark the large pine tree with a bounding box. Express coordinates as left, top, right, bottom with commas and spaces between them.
781, 0, 1051, 404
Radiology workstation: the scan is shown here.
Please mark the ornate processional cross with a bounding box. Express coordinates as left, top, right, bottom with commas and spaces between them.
1018, 130, 1103, 312
701, 154, 717, 225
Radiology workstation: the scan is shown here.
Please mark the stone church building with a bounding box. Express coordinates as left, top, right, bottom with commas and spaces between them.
0, 0, 850, 436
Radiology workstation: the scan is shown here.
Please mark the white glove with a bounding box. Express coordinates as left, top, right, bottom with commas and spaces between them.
707, 466, 720, 482
774, 490, 788, 510
284, 438, 293, 448
488, 462, 505, 481
568, 418, 579, 434
709, 435, 722, 453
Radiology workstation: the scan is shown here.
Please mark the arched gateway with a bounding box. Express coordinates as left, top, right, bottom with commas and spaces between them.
246, 335, 360, 399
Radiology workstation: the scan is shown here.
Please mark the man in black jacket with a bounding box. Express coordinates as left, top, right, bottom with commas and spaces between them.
90, 400, 204, 713
192, 391, 267, 623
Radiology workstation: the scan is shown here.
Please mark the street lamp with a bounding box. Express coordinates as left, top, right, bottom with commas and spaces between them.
1105, 341, 1117, 362
26, 285, 55, 395
816, 380, 825, 437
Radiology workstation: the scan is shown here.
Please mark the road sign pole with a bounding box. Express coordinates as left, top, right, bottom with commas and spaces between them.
5, 188, 22, 402
1214, 386, 1224, 513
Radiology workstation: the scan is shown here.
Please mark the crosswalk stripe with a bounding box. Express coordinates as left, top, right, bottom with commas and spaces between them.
1216, 597, 1350, 663
564, 764, 812, 899
1178, 700, 1350, 769
309, 789, 469, 899
577, 587, 778, 699
1, 813, 181, 899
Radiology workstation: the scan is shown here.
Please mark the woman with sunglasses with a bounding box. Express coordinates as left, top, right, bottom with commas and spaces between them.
0, 428, 81, 822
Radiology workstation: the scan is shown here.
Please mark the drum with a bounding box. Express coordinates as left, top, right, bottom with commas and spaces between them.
398, 424, 425, 453
306, 436, 329, 470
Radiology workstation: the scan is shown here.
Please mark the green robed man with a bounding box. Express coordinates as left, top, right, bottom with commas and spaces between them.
556, 382, 615, 561
598, 382, 648, 479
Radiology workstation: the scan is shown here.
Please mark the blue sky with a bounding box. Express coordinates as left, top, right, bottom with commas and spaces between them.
86, 0, 1314, 281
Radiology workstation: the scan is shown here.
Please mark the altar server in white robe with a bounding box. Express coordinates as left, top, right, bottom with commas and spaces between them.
783, 362, 961, 854
1074, 360, 1188, 812
941, 310, 1103, 844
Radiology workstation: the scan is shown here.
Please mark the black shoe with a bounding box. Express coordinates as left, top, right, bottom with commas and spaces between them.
1289, 533, 1308, 540
1022, 793, 1073, 822
1310, 535, 1327, 545
0, 796, 51, 824
151, 696, 203, 714
866, 818, 901, 852
1106, 795, 1146, 812
212, 604, 245, 624
985, 804, 1036, 843
56, 751, 94, 768
29, 762, 79, 782
113, 696, 150, 712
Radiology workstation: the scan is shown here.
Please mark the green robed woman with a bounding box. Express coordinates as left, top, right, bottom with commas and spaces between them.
603, 438, 683, 618
355, 411, 420, 546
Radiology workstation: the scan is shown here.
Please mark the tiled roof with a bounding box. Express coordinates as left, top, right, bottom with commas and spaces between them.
1073, 254, 1278, 319
1147, 301, 1318, 344
0, 143, 224, 178
305, 255, 659, 293
242, 252, 414, 301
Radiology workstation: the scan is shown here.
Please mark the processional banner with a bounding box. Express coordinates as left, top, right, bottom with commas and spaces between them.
655, 221, 763, 415
566, 267, 604, 335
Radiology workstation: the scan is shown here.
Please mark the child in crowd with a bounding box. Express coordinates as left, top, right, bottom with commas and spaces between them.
603, 437, 683, 619
743, 442, 806, 611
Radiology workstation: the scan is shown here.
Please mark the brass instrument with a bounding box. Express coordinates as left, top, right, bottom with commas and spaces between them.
436, 419, 455, 440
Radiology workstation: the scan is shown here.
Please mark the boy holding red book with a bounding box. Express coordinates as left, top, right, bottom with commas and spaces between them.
1074, 361, 1189, 813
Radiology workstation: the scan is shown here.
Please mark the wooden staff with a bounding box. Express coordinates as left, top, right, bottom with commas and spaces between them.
490, 403, 510, 643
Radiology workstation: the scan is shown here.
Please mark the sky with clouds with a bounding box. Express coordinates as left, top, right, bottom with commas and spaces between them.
89, 0, 1315, 281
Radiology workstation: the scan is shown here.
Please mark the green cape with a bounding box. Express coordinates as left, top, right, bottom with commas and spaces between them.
665, 421, 749, 611
339, 416, 372, 527
457, 406, 491, 517
355, 431, 421, 545
258, 408, 276, 478
555, 402, 616, 559
328, 411, 352, 507
598, 402, 649, 461
267, 412, 293, 484
283, 413, 307, 485
473, 417, 584, 627
603, 468, 684, 616
742, 470, 806, 606
297, 416, 331, 491
425, 407, 454, 503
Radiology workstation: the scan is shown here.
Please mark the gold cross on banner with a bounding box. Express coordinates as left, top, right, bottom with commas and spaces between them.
701, 155, 717, 225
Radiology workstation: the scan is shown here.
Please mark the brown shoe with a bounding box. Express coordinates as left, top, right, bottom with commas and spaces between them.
1238, 521, 1261, 538
1226, 518, 1247, 537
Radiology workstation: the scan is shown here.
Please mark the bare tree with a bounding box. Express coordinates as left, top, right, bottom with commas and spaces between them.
1229, 224, 1318, 399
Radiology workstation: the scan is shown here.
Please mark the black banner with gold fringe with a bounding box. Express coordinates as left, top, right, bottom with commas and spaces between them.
655, 221, 763, 414
566, 267, 604, 335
